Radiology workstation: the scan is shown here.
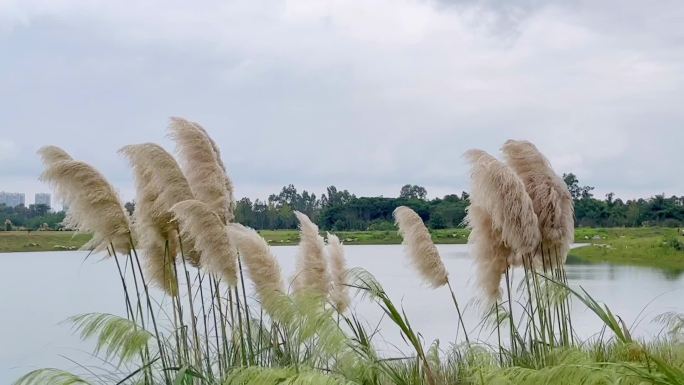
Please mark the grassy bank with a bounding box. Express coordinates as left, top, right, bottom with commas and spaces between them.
0, 228, 470, 252
569, 227, 684, 271
3, 227, 684, 271
257, 228, 470, 245
0, 231, 92, 253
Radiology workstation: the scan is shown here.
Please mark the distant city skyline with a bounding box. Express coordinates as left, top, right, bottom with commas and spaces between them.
0, 191, 53, 207
34, 193, 51, 207
0, 192, 25, 207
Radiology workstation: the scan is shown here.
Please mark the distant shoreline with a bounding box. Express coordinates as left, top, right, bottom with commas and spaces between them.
0, 229, 471, 253
2, 228, 683, 271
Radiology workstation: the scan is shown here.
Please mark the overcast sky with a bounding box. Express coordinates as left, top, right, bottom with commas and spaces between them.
1, 0, 683, 205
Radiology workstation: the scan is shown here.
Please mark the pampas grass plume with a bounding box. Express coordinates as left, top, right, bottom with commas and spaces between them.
465, 206, 511, 302
119, 143, 195, 231
393, 206, 448, 288
292, 211, 331, 297
501, 140, 574, 263
168, 117, 235, 224
171, 200, 238, 286
229, 223, 285, 313
38, 145, 73, 164
326, 232, 350, 312
119, 143, 202, 294
464, 149, 541, 258
38, 150, 131, 255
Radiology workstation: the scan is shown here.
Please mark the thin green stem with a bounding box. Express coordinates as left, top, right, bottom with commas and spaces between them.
446, 279, 470, 346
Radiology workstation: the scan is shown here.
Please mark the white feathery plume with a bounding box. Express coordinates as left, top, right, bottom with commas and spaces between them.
38, 145, 73, 164
326, 232, 350, 312
465, 206, 511, 303
464, 149, 541, 259
292, 211, 331, 297
170, 200, 238, 286
229, 223, 285, 313
501, 140, 574, 265
168, 117, 235, 224
393, 206, 449, 288
464, 149, 541, 302
119, 143, 197, 294
38, 148, 131, 255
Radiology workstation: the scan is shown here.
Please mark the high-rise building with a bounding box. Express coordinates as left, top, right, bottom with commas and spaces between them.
35, 193, 51, 207
0, 192, 26, 207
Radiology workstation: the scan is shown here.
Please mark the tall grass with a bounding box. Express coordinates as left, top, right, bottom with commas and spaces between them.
17, 130, 684, 385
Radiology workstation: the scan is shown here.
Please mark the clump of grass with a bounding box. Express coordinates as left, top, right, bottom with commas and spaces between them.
19, 127, 684, 385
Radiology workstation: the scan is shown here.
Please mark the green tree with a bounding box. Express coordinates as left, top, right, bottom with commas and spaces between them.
399, 184, 427, 200
563, 173, 594, 200
320, 186, 355, 208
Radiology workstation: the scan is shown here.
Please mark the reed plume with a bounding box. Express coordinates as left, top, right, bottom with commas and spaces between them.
168, 117, 235, 224
393, 206, 448, 288
119, 143, 198, 294
465, 206, 511, 302
292, 211, 331, 297
229, 223, 285, 313
38, 152, 131, 255
501, 140, 574, 265
326, 233, 350, 313
464, 149, 541, 258
171, 200, 238, 286
37, 145, 73, 164
464, 149, 540, 302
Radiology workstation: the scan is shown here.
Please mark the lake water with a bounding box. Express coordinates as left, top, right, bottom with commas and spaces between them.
2, 245, 684, 383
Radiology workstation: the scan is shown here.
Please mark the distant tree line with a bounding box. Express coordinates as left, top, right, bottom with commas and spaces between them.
0, 204, 64, 230
234, 177, 684, 230
233, 184, 470, 231
3, 175, 684, 231
563, 174, 684, 227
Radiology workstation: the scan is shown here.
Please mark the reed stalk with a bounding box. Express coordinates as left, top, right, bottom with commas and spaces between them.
237, 255, 255, 364
130, 242, 171, 385
446, 280, 470, 345
111, 246, 136, 322
177, 234, 205, 375
234, 285, 248, 366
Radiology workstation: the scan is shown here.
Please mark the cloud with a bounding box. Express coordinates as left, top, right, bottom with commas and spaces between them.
0, 0, 683, 201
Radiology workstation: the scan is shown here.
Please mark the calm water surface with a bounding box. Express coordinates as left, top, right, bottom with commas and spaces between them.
2, 245, 683, 383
